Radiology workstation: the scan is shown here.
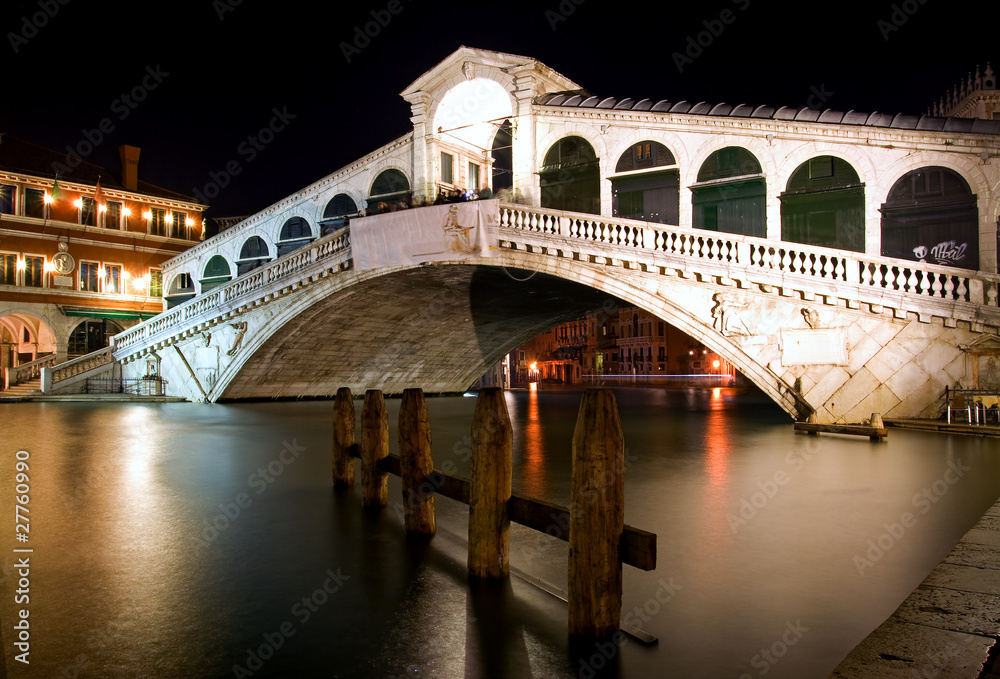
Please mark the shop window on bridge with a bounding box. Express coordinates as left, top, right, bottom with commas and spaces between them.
277, 217, 316, 255
781, 156, 865, 253
237, 236, 270, 275
165, 272, 195, 309
368, 169, 411, 214
200, 255, 232, 293
691, 147, 765, 237
540, 136, 600, 215
881, 166, 979, 270
612, 141, 679, 225
68, 319, 124, 358
319, 194, 358, 237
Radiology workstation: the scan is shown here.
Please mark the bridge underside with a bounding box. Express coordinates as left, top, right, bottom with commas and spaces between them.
218, 265, 610, 399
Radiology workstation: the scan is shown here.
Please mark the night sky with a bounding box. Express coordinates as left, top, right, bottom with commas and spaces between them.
1, 0, 994, 219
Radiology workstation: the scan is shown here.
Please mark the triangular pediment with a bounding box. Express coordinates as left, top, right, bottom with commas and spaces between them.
399, 46, 581, 99
961, 333, 1000, 352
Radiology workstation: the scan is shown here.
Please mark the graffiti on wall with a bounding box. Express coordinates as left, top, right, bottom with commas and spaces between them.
912, 240, 968, 267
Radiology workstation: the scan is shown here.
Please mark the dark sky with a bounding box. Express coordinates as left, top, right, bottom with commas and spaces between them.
1, 0, 994, 219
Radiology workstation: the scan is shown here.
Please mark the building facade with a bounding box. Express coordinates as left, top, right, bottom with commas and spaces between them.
0, 135, 205, 388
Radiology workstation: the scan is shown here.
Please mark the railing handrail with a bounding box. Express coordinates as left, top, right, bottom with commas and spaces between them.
7, 354, 56, 387
498, 203, 1000, 310
110, 202, 999, 364
48, 346, 115, 384
113, 224, 352, 354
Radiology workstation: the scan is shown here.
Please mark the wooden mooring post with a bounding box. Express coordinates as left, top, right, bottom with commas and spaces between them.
569, 388, 625, 642
361, 389, 389, 508
338, 384, 655, 643
398, 388, 436, 536
468, 387, 513, 579
331, 387, 356, 488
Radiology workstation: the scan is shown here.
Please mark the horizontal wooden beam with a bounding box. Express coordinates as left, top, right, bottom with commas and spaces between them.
794, 422, 887, 440
349, 445, 655, 570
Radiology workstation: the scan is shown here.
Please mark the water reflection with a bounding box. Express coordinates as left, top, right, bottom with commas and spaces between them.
2, 392, 999, 679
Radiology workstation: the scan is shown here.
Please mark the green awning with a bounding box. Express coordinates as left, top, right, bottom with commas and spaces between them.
58, 306, 160, 321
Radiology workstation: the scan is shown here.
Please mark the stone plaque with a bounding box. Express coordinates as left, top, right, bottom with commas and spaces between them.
53, 275, 73, 287
781, 328, 847, 366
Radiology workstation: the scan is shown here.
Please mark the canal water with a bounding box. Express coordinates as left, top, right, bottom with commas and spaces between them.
1, 386, 998, 679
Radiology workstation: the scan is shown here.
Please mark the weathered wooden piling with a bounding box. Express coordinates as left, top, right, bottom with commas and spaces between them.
468, 387, 513, 579
568, 388, 625, 642
332, 387, 356, 488
398, 388, 436, 536
361, 389, 389, 508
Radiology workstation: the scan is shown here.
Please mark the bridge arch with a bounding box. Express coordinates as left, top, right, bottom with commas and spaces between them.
200, 255, 232, 293
203, 254, 805, 418
537, 125, 608, 211
236, 235, 272, 275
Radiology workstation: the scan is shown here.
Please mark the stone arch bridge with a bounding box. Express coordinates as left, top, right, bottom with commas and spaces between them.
110, 202, 1000, 424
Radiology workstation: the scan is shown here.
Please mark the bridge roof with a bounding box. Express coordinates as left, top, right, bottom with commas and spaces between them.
535, 93, 1000, 135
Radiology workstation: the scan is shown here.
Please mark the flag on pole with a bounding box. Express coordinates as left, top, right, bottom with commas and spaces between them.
50, 177, 62, 201
93, 177, 104, 208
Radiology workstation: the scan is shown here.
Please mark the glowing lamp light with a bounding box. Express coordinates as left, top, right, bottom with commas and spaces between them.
185, 217, 194, 227
142, 210, 152, 221
98, 203, 107, 212
122, 207, 132, 217
43, 193, 54, 205
44, 260, 54, 273
15, 258, 25, 271
165, 213, 174, 224
712, 360, 721, 370
73, 198, 83, 209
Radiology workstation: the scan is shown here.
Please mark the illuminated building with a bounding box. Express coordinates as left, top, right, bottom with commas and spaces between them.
0, 135, 205, 389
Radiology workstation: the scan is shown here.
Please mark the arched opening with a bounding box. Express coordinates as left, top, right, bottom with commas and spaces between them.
200, 255, 232, 293
491, 120, 513, 192
165, 272, 195, 309
781, 156, 865, 252
611, 140, 679, 224
318, 195, 358, 237
881, 166, 979, 269
368, 170, 411, 214
0, 313, 56, 376
540, 136, 600, 215
692, 147, 766, 237
237, 236, 271, 275
433, 78, 513, 198
67, 319, 123, 358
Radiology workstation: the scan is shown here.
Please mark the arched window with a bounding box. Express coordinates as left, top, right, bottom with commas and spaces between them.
164, 272, 194, 309
200, 255, 232, 292
881, 167, 978, 269
68, 319, 124, 358
780, 156, 864, 252
692, 147, 765, 237
318, 195, 358, 237
612, 141, 679, 224
368, 170, 410, 214
276, 217, 316, 255
540, 136, 600, 215
237, 236, 270, 275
